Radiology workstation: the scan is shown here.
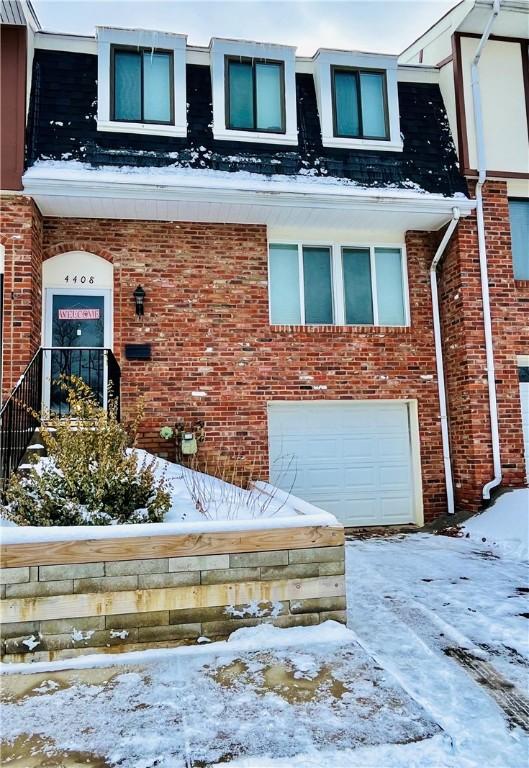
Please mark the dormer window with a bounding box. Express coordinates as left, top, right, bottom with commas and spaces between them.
332, 67, 388, 140
97, 27, 187, 137
226, 57, 285, 133
314, 50, 402, 152
112, 47, 173, 124
210, 38, 297, 145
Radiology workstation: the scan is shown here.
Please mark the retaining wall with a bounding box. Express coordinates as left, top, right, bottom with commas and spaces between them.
0, 522, 346, 662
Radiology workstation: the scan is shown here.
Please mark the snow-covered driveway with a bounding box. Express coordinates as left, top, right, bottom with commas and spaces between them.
1, 532, 528, 767
345, 533, 529, 767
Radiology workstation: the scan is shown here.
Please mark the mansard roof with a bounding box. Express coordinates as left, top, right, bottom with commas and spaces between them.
26, 49, 467, 197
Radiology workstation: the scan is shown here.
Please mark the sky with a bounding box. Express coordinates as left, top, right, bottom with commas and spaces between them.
33, 0, 461, 56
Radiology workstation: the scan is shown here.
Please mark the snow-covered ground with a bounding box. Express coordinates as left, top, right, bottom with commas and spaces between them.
461, 489, 529, 562
2, 530, 528, 767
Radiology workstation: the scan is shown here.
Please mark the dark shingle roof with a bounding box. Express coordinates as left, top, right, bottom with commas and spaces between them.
26, 49, 467, 196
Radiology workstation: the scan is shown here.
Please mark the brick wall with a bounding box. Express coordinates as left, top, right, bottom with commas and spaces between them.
2, 190, 524, 519
1, 195, 42, 400
438, 180, 527, 511
41, 218, 448, 522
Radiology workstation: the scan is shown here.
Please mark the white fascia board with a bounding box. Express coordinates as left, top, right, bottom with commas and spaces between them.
313, 49, 403, 153
35, 31, 97, 54
22, 166, 475, 220
397, 65, 440, 84
209, 37, 298, 146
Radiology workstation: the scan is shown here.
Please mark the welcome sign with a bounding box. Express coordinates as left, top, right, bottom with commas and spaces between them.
58, 309, 100, 320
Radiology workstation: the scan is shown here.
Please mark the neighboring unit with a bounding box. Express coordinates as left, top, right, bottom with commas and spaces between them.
402, 0, 529, 506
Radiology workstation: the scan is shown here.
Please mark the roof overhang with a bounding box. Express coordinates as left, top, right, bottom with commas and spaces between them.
22, 164, 475, 233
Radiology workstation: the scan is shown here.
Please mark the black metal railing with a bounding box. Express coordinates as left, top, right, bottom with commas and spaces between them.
0, 349, 43, 491
0, 347, 120, 492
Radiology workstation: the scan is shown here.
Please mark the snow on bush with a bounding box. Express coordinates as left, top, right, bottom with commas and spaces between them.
1, 376, 170, 526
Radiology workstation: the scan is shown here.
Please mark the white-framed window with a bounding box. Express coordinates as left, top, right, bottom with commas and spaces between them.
96, 27, 187, 137
508, 198, 529, 280
313, 50, 402, 152
268, 241, 409, 327
210, 38, 298, 145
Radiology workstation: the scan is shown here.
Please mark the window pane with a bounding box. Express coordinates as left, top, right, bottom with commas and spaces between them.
114, 50, 141, 121
256, 62, 283, 131
342, 248, 373, 324
375, 248, 406, 325
228, 60, 254, 130
143, 51, 171, 122
334, 70, 359, 137
269, 244, 301, 324
360, 72, 387, 138
509, 200, 529, 280
303, 246, 333, 324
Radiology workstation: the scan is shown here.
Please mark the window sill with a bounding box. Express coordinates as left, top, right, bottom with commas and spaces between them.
270, 324, 411, 334
321, 135, 403, 152
213, 127, 298, 146
97, 120, 187, 138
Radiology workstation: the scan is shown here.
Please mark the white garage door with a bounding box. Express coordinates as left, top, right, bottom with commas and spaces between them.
268, 401, 419, 527
519, 372, 529, 479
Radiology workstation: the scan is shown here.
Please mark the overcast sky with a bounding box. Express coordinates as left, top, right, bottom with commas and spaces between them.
33, 0, 460, 56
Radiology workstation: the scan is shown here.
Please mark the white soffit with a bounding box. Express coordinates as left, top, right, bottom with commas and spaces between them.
22, 166, 475, 232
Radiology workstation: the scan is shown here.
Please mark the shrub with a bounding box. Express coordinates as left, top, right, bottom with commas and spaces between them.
1, 376, 171, 526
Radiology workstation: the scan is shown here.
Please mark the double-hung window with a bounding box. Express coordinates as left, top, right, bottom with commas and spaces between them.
269, 243, 407, 326
226, 57, 285, 133
332, 67, 388, 140
509, 199, 529, 280
112, 47, 173, 124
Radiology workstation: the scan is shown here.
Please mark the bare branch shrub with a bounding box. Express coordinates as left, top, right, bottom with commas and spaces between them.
181, 449, 297, 520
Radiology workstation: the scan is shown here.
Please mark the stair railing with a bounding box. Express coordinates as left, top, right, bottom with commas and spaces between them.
1, 347, 121, 493
0, 348, 43, 493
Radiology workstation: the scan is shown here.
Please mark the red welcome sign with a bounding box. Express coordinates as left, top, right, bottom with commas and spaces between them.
58, 308, 100, 320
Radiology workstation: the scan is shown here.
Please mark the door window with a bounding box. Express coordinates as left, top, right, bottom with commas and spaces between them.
48, 294, 106, 414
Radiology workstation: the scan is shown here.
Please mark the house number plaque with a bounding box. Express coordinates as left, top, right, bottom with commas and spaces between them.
64, 275, 95, 284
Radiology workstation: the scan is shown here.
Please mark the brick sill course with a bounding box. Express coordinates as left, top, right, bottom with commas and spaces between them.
270, 324, 412, 335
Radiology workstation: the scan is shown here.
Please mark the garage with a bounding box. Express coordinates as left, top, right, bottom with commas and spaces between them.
268, 401, 422, 527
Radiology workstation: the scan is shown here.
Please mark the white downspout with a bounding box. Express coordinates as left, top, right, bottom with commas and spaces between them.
430, 207, 460, 516
470, 0, 502, 499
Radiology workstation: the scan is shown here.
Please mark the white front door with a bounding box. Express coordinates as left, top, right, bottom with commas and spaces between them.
519, 367, 529, 481
43, 288, 112, 413
268, 400, 421, 527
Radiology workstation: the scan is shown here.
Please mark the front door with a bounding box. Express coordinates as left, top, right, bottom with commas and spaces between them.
44, 290, 111, 414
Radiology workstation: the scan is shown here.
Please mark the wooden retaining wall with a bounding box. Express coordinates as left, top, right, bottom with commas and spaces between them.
0, 525, 346, 663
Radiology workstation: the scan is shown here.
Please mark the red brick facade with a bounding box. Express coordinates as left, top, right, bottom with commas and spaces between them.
438, 180, 527, 511
1, 181, 526, 520
1, 195, 42, 397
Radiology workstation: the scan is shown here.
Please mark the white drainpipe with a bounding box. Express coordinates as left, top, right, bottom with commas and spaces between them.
470, 0, 502, 499
430, 207, 460, 516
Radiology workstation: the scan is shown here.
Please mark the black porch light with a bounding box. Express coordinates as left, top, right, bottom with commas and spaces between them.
133, 285, 146, 316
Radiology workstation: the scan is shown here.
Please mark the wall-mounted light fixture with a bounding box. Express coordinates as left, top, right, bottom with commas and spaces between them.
133, 285, 146, 316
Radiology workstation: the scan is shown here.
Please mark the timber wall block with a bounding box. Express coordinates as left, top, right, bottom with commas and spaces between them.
0, 535, 347, 663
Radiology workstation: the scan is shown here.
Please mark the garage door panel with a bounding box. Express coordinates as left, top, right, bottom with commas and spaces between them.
378, 436, 410, 459
268, 401, 417, 527
342, 437, 377, 459
381, 496, 415, 522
